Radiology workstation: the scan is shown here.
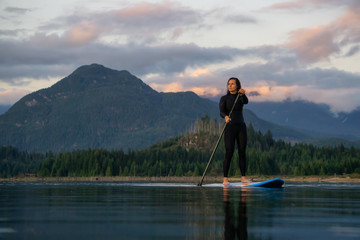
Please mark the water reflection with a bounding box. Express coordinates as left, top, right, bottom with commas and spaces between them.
1, 182, 360, 240
223, 187, 248, 240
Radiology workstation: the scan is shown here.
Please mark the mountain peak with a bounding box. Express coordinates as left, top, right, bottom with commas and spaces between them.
49, 64, 155, 95
72, 63, 129, 76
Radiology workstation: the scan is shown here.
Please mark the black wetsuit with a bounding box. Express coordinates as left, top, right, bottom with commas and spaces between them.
219, 93, 248, 177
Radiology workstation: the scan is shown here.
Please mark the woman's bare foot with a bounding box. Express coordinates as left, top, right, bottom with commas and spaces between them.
223, 177, 230, 185
241, 176, 252, 183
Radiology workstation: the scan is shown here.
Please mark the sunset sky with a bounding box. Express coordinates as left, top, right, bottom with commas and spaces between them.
1, 0, 359, 113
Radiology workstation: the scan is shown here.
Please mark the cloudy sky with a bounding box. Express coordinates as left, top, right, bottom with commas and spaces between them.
0, 0, 359, 113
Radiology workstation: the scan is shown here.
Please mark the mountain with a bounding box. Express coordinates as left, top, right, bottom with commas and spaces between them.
1, 64, 315, 152
243, 109, 310, 142
0, 64, 222, 152
337, 109, 360, 130
247, 100, 360, 140
0, 105, 10, 115
304, 138, 360, 149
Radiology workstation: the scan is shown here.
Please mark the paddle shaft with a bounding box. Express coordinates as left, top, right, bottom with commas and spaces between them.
198, 93, 241, 186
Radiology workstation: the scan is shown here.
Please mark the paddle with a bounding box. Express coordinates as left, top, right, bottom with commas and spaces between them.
197, 93, 241, 186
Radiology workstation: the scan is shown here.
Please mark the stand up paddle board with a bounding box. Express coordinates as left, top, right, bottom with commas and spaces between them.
203, 178, 285, 188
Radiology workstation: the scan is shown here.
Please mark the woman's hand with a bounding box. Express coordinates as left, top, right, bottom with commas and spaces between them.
238, 88, 245, 95
225, 115, 231, 123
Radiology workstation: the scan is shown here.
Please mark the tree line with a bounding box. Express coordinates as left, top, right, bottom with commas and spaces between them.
0, 146, 44, 178
1, 117, 360, 178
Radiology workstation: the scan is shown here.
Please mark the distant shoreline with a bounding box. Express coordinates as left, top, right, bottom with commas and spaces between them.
1, 175, 360, 183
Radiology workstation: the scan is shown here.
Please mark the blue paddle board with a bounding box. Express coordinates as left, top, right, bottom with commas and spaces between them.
203, 178, 285, 188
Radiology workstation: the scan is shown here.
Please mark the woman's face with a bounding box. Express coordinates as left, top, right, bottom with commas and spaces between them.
228, 79, 238, 94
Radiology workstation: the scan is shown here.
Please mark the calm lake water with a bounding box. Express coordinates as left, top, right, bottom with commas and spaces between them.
0, 181, 359, 240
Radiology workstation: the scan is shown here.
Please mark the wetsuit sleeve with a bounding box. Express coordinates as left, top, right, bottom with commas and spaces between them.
240, 94, 249, 104
219, 96, 227, 118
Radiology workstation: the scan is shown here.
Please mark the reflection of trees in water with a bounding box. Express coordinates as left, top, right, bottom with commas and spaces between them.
223, 188, 248, 240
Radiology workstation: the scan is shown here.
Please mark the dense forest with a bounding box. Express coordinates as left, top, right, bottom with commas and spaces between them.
0, 146, 44, 178
1, 116, 360, 178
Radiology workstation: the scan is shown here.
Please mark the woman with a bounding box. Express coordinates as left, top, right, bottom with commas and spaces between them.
219, 77, 251, 185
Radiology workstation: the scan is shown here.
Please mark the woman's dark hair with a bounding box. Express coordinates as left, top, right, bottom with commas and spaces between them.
227, 77, 241, 95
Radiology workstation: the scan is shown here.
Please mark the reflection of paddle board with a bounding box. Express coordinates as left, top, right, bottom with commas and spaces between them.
203, 178, 285, 188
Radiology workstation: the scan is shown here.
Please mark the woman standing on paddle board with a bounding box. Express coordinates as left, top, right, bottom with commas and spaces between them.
219, 77, 251, 185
